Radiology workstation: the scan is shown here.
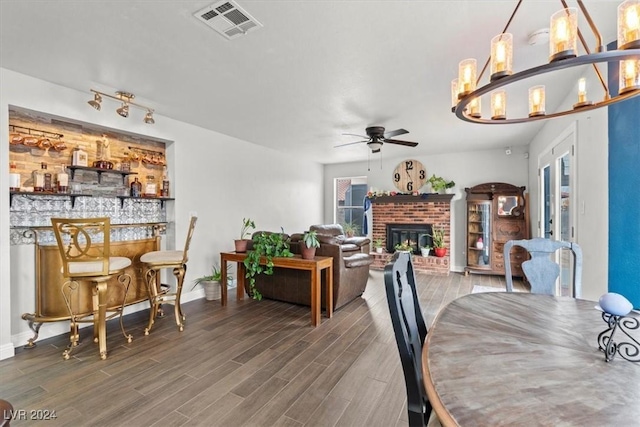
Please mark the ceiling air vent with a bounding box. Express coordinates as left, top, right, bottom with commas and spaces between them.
194, 0, 263, 40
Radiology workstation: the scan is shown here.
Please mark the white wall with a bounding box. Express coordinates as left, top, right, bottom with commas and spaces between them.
0, 68, 324, 359
527, 76, 608, 301
323, 148, 529, 272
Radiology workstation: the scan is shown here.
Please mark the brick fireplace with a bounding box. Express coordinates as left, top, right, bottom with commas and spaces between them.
370, 194, 454, 275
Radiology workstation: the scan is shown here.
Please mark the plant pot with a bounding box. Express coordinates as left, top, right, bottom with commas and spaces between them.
434, 247, 447, 257
420, 248, 430, 257
375, 247, 383, 254
300, 243, 317, 260
234, 239, 249, 253
200, 280, 221, 301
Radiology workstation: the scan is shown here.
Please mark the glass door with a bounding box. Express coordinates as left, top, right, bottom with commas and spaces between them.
539, 127, 576, 296
467, 202, 491, 269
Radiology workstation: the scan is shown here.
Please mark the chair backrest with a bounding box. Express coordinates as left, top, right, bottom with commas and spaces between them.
384, 251, 431, 424
504, 238, 583, 297
51, 217, 111, 278
181, 215, 198, 264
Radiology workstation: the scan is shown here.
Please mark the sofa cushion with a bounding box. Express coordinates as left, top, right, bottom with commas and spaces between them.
344, 253, 373, 268
310, 224, 345, 237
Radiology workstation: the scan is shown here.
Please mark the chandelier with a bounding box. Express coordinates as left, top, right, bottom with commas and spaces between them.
451, 0, 640, 124
87, 89, 155, 124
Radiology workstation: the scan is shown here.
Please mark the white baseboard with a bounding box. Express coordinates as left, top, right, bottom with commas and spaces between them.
0, 342, 15, 360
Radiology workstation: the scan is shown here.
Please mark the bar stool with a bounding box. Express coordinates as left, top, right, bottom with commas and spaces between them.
140, 215, 197, 335
51, 217, 133, 360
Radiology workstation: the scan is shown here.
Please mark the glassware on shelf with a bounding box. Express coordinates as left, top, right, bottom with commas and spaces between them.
32, 162, 46, 192
57, 166, 69, 193
145, 175, 157, 197
9, 161, 20, 191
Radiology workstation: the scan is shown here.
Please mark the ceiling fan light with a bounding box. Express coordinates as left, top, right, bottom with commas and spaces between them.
369, 141, 383, 151
116, 103, 129, 118
549, 8, 578, 62
144, 111, 155, 124
618, 0, 640, 50
490, 33, 513, 81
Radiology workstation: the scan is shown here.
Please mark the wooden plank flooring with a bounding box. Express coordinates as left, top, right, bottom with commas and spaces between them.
0, 271, 524, 426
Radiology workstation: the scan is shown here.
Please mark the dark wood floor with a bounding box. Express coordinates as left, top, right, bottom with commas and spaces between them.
0, 270, 524, 426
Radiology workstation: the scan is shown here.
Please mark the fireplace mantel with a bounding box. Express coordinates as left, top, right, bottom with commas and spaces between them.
369, 194, 454, 204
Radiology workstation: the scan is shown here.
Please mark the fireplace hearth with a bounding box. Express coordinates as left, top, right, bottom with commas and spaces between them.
386, 223, 432, 254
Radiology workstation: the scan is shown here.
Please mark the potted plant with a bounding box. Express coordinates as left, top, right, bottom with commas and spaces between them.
192, 264, 232, 301
234, 217, 255, 253
243, 229, 293, 300
343, 222, 359, 237
300, 230, 320, 260
394, 240, 413, 253
373, 238, 384, 254
427, 174, 455, 194
420, 245, 431, 257
429, 226, 447, 257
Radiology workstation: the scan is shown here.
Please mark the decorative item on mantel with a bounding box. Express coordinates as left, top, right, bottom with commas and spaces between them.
596, 292, 640, 363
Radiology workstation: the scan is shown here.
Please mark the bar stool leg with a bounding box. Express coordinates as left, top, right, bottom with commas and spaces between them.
117, 273, 133, 343
173, 266, 185, 331
96, 282, 109, 360
144, 268, 159, 336
61, 280, 81, 360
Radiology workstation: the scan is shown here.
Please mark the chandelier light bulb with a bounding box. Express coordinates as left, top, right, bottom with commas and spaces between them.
550, 8, 577, 62
458, 58, 477, 97
451, 78, 459, 110
620, 59, 640, 93
491, 91, 507, 120
468, 97, 481, 118
574, 77, 593, 109
490, 33, 513, 81
618, 0, 640, 50
528, 85, 546, 117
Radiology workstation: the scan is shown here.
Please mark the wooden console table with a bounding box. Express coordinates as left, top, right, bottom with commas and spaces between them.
219, 252, 333, 327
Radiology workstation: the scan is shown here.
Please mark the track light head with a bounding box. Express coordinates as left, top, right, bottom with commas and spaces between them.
116, 103, 129, 118
88, 93, 102, 110
144, 111, 155, 124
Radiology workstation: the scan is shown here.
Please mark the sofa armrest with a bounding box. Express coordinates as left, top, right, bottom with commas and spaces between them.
343, 236, 370, 247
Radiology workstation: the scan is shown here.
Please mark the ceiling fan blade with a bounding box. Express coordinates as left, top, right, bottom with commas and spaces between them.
384, 138, 419, 147
334, 140, 368, 148
384, 128, 409, 138
342, 133, 369, 139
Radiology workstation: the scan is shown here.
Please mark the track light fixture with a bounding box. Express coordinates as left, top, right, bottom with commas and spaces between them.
87, 89, 156, 124
451, 0, 640, 124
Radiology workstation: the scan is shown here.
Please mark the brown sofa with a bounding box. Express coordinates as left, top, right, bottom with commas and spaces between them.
247, 224, 373, 310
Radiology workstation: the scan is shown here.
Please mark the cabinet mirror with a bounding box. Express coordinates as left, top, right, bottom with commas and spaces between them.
497, 195, 520, 216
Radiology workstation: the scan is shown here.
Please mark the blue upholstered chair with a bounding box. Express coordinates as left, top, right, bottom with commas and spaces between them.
504, 238, 583, 297
384, 251, 432, 426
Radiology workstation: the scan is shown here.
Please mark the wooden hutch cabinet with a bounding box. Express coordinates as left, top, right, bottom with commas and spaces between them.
465, 182, 529, 277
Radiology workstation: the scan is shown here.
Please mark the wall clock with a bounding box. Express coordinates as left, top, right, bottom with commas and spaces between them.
393, 159, 427, 192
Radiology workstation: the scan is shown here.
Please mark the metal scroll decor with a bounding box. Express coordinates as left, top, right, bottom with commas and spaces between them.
598, 312, 640, 363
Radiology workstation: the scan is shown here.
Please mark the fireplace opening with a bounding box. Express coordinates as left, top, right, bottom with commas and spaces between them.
386, 223, 433, 254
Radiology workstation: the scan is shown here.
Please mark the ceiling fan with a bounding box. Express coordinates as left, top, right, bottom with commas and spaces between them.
337, 126, 418, 153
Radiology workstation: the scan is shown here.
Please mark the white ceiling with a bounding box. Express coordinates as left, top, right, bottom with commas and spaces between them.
0, 0, 620, 164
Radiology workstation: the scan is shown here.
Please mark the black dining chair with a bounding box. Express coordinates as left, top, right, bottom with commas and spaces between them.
384, 251, 432, 427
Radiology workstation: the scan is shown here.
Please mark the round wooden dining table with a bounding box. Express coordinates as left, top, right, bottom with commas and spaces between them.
422, 292, 640, 426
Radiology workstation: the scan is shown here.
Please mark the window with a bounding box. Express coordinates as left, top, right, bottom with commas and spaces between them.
335, 177, 367, 236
